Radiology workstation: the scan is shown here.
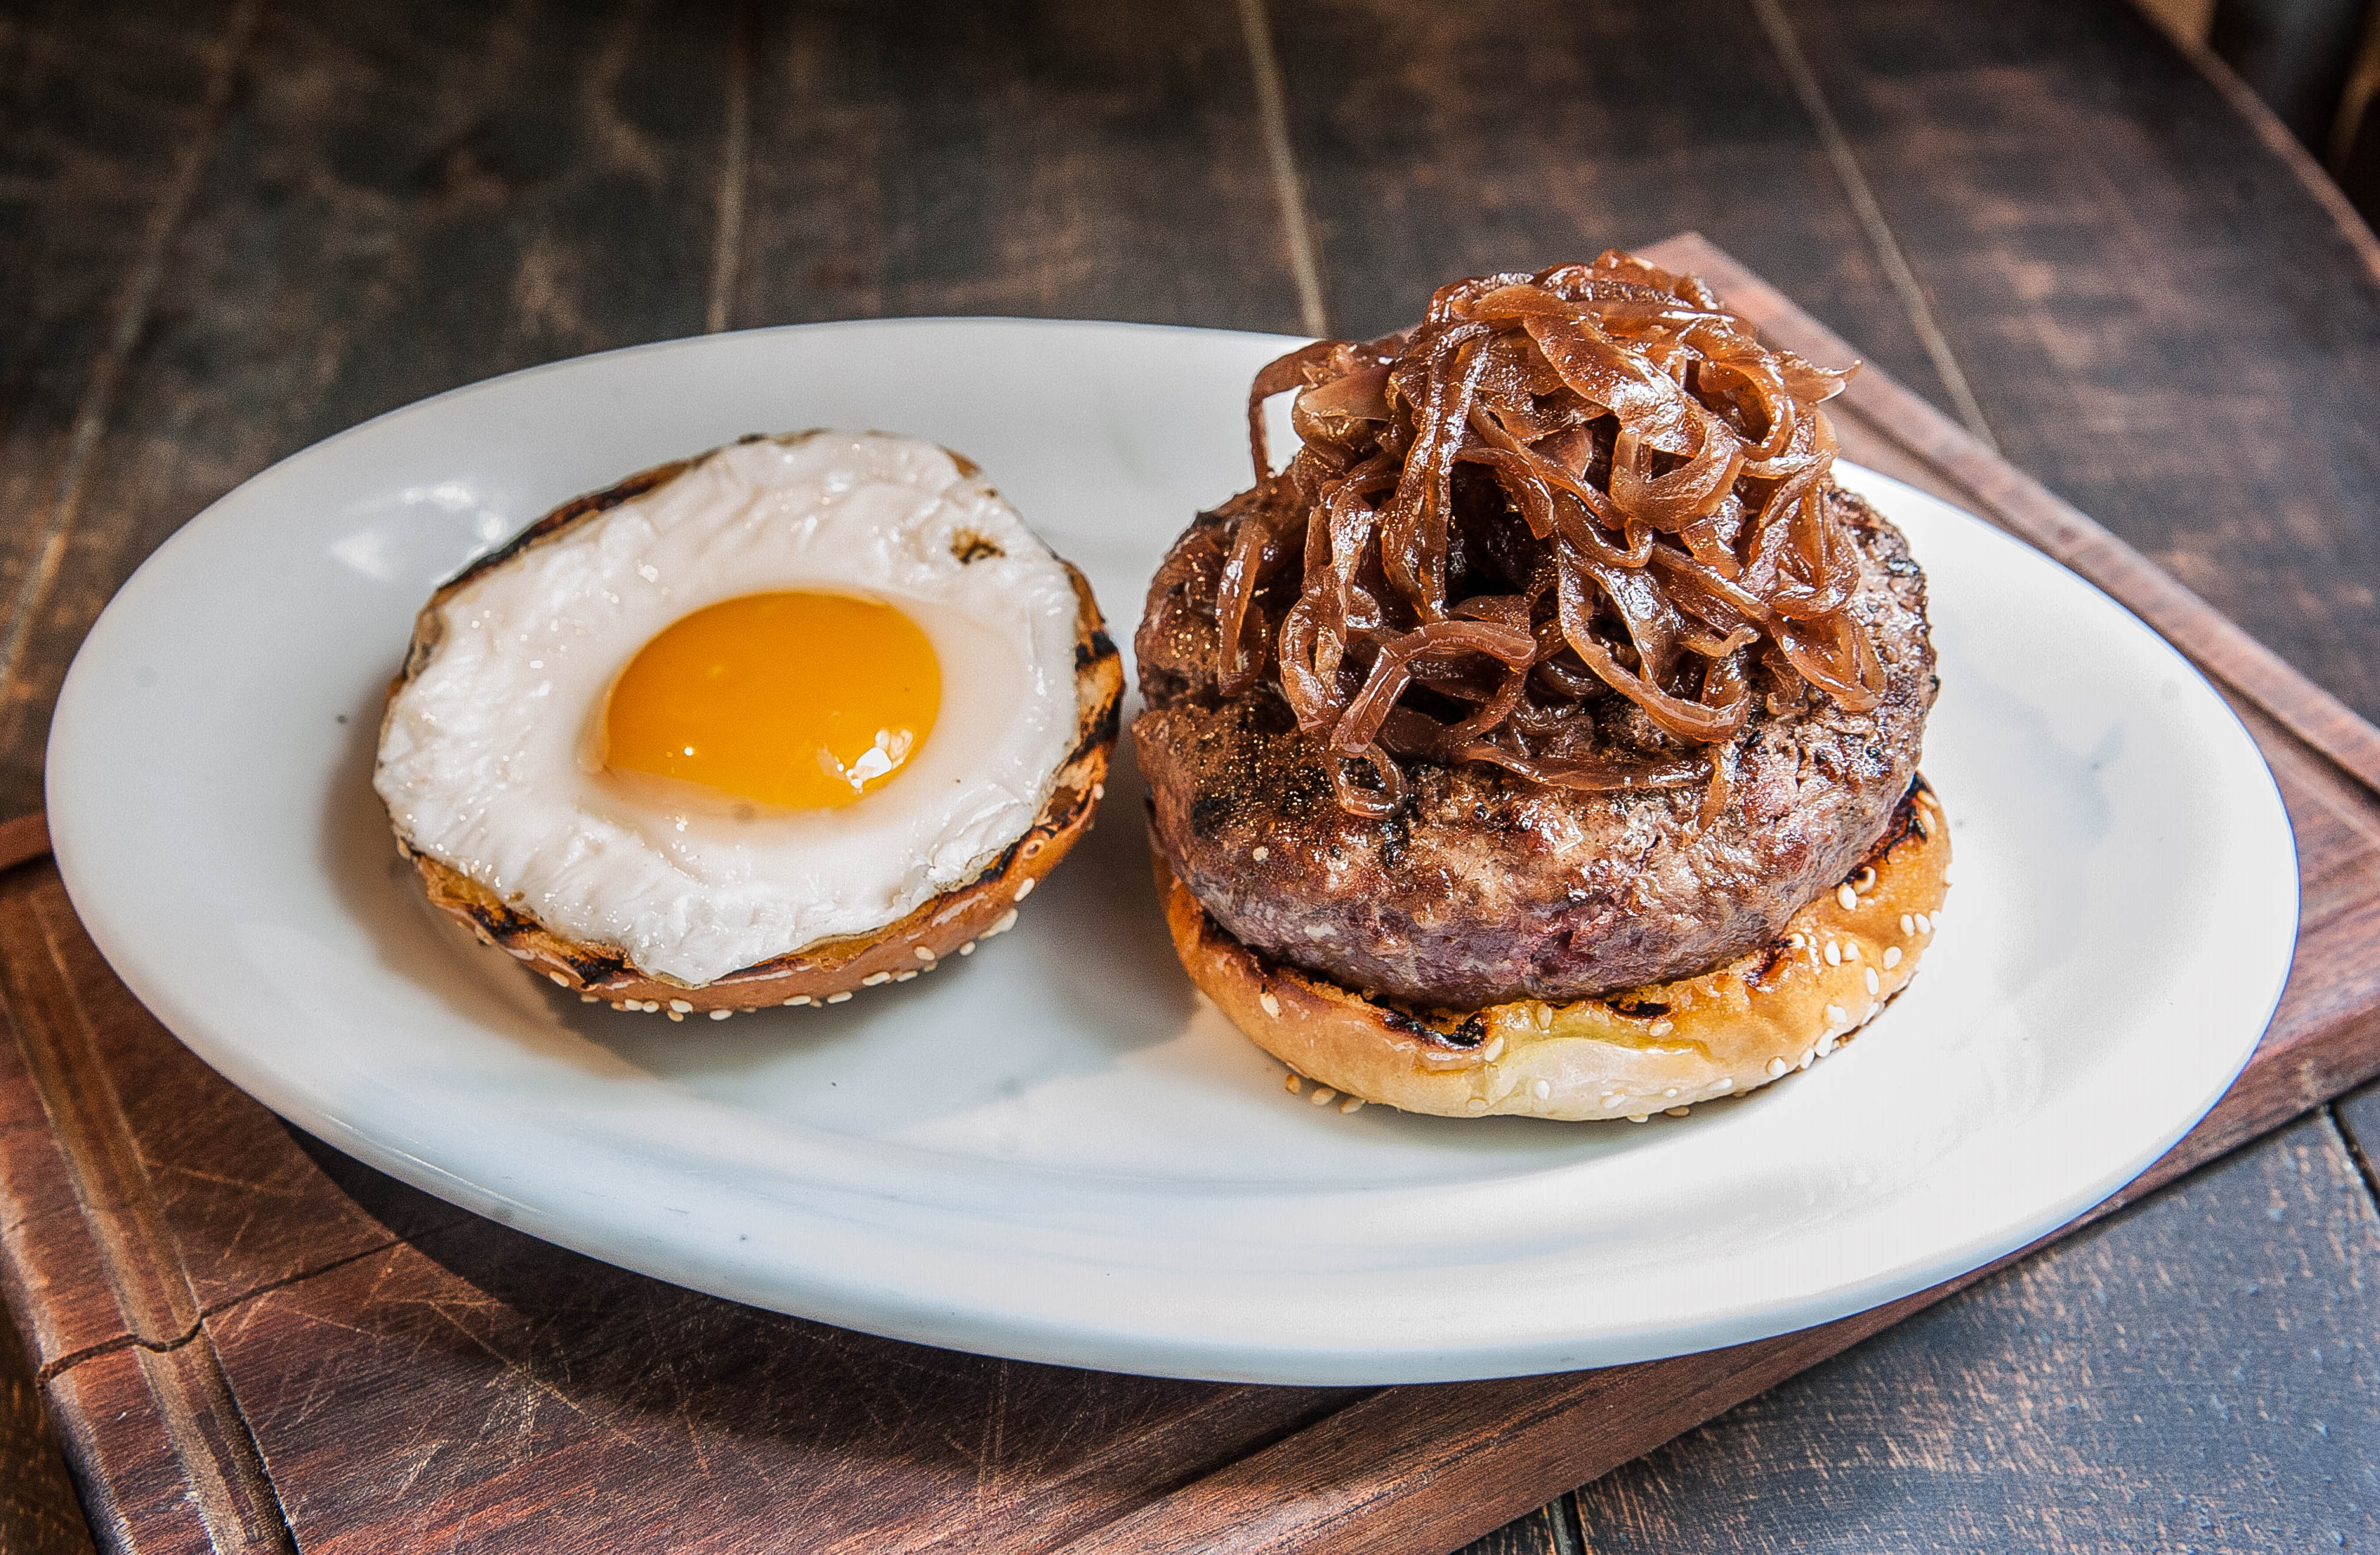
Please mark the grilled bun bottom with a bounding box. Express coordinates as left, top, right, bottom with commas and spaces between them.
1160, 778, 1949, 1120
397, 564, 1124, 1021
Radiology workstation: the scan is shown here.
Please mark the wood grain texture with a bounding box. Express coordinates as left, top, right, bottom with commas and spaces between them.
1262, 0, 1956, 403
1777, 0, 2380, 726
1454, 1501, 1581, 1555
203, 1218, 1345, 1555
729, 0, 1304, 332
1650, 230, 2380, 824
0, 0, 736, 819
1572, 1115, 2380, 1552
0, 867, 467, 1353
2329, 1074, 2380, 1196
0, 1297, 94, 1555
0, 0, 250, 820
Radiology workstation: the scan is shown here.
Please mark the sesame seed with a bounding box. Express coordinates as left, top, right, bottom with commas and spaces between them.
1602, 1092, 1626, 1108
1883, 946, 1902, 968
1253, 845, 1269, 862
896, 971, 917, 982
1767, 1057, 1789, 1078
580, 994, 598, 1003
669, 999, 694, 1013
1663, 1086, 1678, 1098
916, 946, 936, 961
988, 909, 1019, 935
1628, 1114, 1649, 1124
1467, 1097, 1489, 1112
1285, 1075, 1303, 1095
1855, 868, 1877, 891
667, 1010, 684, 1022
1259, 990, 1282, 1017
1092, 782, 1105, 801
1482, 1035, 1506, 1061
1797, 1052, 1813, 1070
1714, 1077, 1733, 1092
1825, 941, 1842, 966
1838, 883, 1858, 911
1309, 1087, 1338, 1106
1535, 1006, 1553, 1032
1915, 912, 1932, 934
709, 1009, 732, 1021
1900, 914, 1915, 935
1916, 811, 1934, 838
1339, 1096, 1365, 1114
1015, 877, 1036, 901
611, 1001, 630, 1011
1865, 967, 1881, 996
827, 991, 852, 1004
862, 972, 891, 986
1533, 1079, 1552, 1100
641, 1001, 661, 1012
1845, 941, 1860, 961
1818, 1032, 1839, 1056
548, 972, 571, 987
959, 941, 977, 956
1667, 1105, 1691, 1116
1825, 1003, 1848, 1028
1648, 1019, 1674, 1037
786, 996, 812, 1006
1023, 839, 1043, 857
1788, 933, 1807, 948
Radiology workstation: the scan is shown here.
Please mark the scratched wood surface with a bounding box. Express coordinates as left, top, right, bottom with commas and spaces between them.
5, 0, 2380, 1551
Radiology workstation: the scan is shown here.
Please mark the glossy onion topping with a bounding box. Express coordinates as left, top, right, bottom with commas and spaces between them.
1217, 251, 1872, 816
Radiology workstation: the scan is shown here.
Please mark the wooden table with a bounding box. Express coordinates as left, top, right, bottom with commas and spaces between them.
4, 0, 2379, 1549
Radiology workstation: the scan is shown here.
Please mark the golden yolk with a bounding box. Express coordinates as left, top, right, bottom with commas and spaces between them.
603, 592, 940, 811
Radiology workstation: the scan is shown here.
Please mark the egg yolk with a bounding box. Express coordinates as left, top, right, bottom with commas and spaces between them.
603, 592, 940, 811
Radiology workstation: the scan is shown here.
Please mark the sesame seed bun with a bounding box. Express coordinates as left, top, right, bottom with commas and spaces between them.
389, 453, 1124, 1020
1159, 779, 1949, 1121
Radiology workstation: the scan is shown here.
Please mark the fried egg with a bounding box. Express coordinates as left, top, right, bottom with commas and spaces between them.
374, 431, 1088, 989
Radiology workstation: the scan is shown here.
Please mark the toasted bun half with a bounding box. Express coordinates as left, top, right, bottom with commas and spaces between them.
389, 448, 1124, 1018
1160, 778, 1949, 1119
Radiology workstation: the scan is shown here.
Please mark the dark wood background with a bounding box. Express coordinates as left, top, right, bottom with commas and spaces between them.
5, 0, 2380, 1549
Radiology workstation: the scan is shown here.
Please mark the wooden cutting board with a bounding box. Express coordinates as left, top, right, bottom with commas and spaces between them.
2, 235, 2376, 1555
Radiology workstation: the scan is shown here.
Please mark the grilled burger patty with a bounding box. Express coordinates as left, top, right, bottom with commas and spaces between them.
1133, 482, 1938, 1009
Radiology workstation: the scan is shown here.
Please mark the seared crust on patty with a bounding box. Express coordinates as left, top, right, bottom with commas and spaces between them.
385, 440, 1125, 1015
1161, 778, 1949, 1120
1134, 483, 1937, 1007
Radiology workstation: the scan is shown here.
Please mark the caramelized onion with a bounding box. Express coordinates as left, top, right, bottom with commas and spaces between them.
1223, 251, 1872, 814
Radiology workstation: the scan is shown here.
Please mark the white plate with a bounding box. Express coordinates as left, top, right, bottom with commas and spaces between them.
47, 319, 2297, 1386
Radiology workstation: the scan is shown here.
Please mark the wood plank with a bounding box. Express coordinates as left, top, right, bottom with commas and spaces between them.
0, 865, 468, 1362
731, 0, 1305, 332
0, 0, 251, 821
202, 1223, 1346, 1555
0, 0, 736, 824
1452, 1503, 1577, 1555
1260, 0, 1961, 413
1647, 231, 2380, 808
1573, 1115, 2380, 1551
1778, 0, 2380, 726
2327, 1075, 2380, 1187
41, 1350, 218, 1555
0, 1266, 94, 1555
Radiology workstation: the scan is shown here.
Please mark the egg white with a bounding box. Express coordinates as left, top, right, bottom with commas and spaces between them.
373, 431, 1081, 986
